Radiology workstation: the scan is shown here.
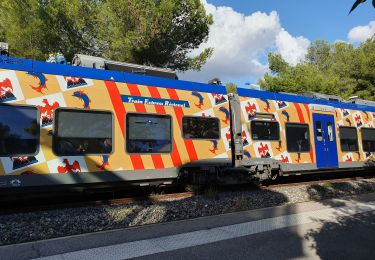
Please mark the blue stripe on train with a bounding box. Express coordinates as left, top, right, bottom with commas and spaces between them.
0, 55, 374, 112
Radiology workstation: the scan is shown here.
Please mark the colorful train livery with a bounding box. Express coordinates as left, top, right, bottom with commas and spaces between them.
0, 55, 374, 189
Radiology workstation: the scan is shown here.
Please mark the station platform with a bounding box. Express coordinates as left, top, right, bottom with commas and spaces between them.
2, 192, 375, 260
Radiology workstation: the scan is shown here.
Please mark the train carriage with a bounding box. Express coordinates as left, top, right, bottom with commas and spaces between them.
237, 88, 375, 178
0, 55, 232, 189
0, 55, 374, 190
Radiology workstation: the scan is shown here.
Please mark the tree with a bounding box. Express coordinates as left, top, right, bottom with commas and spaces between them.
259, 38, 375, 101
0, 0, 102, 61
97, 0, 213, 71
0, 0, 213, 71
226, 82, 238, 94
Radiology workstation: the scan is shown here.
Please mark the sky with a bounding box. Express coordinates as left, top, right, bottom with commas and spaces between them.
178, 0, 375, 88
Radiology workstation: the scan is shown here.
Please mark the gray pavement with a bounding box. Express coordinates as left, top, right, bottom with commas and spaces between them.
2, 192, 375, 260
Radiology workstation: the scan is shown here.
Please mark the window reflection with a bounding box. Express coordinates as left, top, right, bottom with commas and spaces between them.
127, 114, 172, 153
251, 121, 279, 141
0, 105, 39, 156
286, 123, 310, 152
53, 109, 113, 155
327, 122, 333, 141
182, 117, 220, 140
316, 121, 323, 141
339, 127, 358, 152
361, 128, 375, 152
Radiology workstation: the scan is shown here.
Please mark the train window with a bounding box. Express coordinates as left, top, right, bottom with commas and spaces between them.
251, 121, 280, 141
53, 109, 113, 155
286, 123, 310, 153
339, 127, 358, 152
327, 122, 334, 141
315, 121, 323, 141
361, 128, 375, 152
182, 116, 220, 140
0, 105, 39, 156
126, 113, 172, 153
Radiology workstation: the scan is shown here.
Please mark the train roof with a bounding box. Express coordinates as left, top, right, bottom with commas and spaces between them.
0, 55, 374, 113
0, 55, 227, 95
238, 88, 375, 113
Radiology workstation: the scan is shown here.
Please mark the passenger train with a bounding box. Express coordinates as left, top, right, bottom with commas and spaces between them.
0, 54, 374, 190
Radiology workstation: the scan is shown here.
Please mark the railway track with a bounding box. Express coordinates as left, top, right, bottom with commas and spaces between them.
1, 171, 374, 216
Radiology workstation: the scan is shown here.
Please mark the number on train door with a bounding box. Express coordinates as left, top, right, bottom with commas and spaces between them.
313, 113, 339, 169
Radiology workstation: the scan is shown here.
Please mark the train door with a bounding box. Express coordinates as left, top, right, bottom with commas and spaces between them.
313, 114, 339, 168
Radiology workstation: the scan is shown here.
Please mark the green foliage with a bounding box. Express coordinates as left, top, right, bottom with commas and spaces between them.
259, 38, 375, 101
226, 82, 238, 94
98, 0, 213, 71
0, 0, 213, 71
0, 0, 102, 61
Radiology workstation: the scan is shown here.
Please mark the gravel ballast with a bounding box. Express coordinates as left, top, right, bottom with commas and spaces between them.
1, 178, 375, 246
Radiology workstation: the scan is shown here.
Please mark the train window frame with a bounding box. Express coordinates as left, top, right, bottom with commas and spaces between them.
285, 122, 311, 153
182, 116, 221, 140
52, 108, 114, 156
250, 120, 280, 141
0, 104, 40, 157
361, 127, 375, 152
339, 126, 358, 152
126, 112, 173, 154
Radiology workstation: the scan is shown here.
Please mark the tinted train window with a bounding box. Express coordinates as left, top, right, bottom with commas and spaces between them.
182, 116, 220, 140
126, 113, 172, 153
53, 109, 113, 155
361, 128, 375, 152
327, 122, 334, 141
0, 105, 39, 156
251, 121, 279, 141
315, 121, 323, 141
286, 123, 310, 152
339, 127, 358, 152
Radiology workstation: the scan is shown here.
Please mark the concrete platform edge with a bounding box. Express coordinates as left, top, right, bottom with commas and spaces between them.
2, 192, 375, 260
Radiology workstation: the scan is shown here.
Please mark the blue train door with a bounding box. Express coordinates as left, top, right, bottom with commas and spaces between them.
312, 114, 339, 169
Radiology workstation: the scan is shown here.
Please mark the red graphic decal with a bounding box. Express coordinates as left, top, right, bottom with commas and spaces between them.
37, 99, 60, 126
226, 131, 231, 143
354, 114, 362, 127
279, 155, 289, 163
258, 143, 271, 158
245, 102, 257, 119
0, 78, 16, 101
57, 159, 81, 174
345, 155, 353, 162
